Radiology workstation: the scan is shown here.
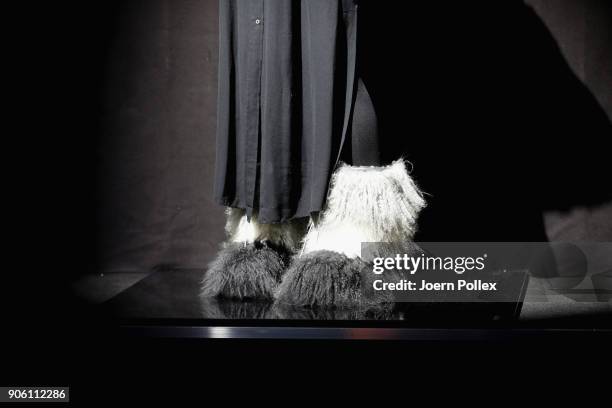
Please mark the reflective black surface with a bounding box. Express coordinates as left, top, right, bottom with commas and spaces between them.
103, 268, 611, 339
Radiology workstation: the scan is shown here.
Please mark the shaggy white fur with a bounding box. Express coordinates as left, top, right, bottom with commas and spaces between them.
301, 159, 426, 258
225, 208, 307, 251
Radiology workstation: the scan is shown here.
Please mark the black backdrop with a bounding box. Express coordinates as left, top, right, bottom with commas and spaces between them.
94, 0, 223, 275
27, 0, 611, 279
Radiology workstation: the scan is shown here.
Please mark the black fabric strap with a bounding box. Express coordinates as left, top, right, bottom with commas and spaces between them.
349, 77, 381, 166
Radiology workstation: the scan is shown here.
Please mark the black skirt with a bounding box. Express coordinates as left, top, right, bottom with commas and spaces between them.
214, 0, 358, 223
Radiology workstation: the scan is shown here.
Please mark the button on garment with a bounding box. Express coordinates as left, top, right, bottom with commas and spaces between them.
214, 0, 358, 223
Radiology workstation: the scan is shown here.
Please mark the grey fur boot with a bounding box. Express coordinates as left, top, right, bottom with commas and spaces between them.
201, 208, 307, 300
275, 159, 426, 308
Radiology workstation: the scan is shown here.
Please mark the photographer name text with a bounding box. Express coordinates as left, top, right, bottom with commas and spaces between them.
373, 279, 497, 291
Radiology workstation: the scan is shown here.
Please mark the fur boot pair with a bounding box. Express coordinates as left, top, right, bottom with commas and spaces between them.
201, 159, 426, 308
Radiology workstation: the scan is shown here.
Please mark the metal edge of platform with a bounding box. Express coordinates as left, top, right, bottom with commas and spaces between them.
120, 325, 612, 340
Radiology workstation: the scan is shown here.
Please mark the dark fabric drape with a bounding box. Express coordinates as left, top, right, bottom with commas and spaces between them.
215, 0, 358, 223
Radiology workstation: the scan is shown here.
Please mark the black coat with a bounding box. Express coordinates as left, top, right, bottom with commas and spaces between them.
214, 0, 358, 223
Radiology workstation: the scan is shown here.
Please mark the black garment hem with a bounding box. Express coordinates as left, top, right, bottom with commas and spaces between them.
216, 196, 317, 224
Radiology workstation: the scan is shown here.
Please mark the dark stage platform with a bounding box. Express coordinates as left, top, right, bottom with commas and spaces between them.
102, 268, 611, 340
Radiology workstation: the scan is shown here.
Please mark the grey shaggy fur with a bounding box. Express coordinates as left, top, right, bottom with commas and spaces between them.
225, 207, 308, 251
201, 243, 287, 300
275, 250, 394, 310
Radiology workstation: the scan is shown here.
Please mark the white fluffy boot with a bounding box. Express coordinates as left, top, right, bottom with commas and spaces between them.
202, 208, 307, 300
275, 159, 426, 308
